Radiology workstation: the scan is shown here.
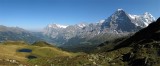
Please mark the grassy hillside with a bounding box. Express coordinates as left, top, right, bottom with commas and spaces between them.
0, 41, 75, 66
0, 41, 134, 66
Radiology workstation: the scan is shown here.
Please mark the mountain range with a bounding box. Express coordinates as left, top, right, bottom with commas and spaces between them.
43, 9, 155, 52
0, 9, 156, 50
44, 9, 155, 39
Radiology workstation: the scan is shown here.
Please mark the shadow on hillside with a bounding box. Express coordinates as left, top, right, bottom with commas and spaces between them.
27, 55, 37, 59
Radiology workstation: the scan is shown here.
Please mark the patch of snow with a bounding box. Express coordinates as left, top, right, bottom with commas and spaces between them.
144, 22, 149, 26
117, 8, 123, 11
48, 24, 53, 28
78, 23, 86, 28
144, 12, 156, 21
128, 14, 139, 19
99, 20, 105, 23
98, 31, 100, 34
135, 23, 139, 26
56, 24, 68, 28
114, 30, 119, 34
48, 24, 68, 28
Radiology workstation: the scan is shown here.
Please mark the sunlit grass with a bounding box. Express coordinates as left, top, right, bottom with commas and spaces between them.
0, 41, 78, 65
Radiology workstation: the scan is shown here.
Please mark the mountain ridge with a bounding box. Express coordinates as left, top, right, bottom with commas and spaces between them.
0, 25, 42, 43
114, 17, 160, 50
43, 9, 155, 46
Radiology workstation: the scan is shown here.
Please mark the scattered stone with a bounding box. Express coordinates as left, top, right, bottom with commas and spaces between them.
19, 64, 23, 66
105, 57, 112, 62
89, 59, 93, 61
93, 61, 96, 65
111, 62, 115, 65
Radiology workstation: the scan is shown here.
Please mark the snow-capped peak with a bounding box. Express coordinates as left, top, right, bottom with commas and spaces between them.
128, 12, 155, 27
56, 24, 68, 28
113, 8, 126, 16
128, 14, 139, 19
99, 20, 105, 24
144, 12, 150, 15
78, 23, 86, 28
117, 8, 123, 11
144, 12, 155, 20
48, 24, 68, 28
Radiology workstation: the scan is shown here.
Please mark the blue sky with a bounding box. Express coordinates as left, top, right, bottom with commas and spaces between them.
0, 0, 160, 30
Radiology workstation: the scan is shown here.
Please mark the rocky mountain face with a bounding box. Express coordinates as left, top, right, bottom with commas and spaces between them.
114, 17, 160, 50
43, 9, 155, 46
93, 17, 160, 66
101, 9, 154, 33
0, 25, 41, 43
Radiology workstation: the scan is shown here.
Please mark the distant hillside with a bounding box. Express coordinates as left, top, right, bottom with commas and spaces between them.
32, 41, 54, 47
0, 25, 42, 43
60, 33, 129, 53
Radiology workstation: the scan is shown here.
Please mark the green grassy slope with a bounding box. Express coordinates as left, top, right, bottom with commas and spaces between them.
0, 41, 75, 66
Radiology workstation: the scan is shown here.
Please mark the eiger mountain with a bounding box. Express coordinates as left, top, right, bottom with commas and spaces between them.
101, 9, 155, 32
43, 9, 155, 47
0, 25, 41, 43
95, 17, 160, 66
